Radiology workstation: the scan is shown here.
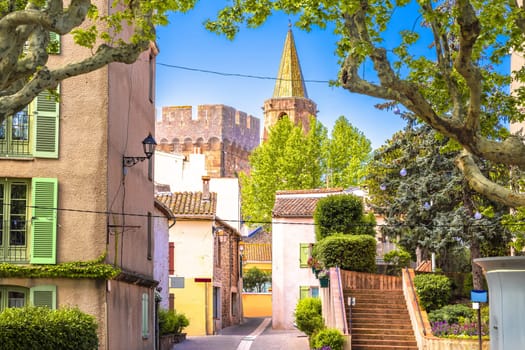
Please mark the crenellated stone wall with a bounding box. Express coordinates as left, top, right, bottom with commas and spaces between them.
156, 105, 260, 177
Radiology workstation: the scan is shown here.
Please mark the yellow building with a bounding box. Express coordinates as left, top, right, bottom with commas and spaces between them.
241, 243, 272, 317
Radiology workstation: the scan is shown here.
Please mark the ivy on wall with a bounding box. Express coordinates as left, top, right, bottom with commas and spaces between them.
0, 254, 120, 279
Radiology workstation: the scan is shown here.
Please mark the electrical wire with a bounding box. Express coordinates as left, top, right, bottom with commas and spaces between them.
156, 62, 331, 84
1, 202, 523, 228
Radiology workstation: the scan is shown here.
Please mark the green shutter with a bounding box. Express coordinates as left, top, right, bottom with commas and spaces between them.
299, 286, 310, 300
30, 178, 58, 264
299, 243, 309, 268
142, 293, 149, 338
32, 89, 59, 158
48, 32, 60, 54
30, 285, 56, 309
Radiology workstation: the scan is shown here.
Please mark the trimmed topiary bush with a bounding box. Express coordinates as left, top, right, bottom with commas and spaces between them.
314, 194, 375, 240
0, 306, 98, 350
311, 328, 345, 350
294, 297, 324, 337
414, 273, 452, 311
313, 234, 376, 273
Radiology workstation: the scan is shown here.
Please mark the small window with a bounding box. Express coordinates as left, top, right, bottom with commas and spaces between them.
213, 287, 220, 319
299, 286, 319, 300
231, 292, 238, 316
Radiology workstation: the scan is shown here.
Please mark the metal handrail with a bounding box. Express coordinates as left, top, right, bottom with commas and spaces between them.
405, 267, 426, 336
335, 266, 349, 335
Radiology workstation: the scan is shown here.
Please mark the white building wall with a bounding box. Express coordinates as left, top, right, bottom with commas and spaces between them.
272, 217, 318, 329
153, 206, 170, 310
171, 221, 214, 277
154, 151, 242, 231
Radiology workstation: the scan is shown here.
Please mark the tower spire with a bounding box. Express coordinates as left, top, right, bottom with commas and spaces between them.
273, 28, 308, 98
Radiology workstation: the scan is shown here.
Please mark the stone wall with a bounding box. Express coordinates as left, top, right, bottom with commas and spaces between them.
156, 105, 260, 177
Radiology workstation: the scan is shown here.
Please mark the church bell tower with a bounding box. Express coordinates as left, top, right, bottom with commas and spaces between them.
262, 28, 317, 141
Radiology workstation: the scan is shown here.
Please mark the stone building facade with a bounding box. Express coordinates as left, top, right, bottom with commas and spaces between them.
156, 105, 260, 178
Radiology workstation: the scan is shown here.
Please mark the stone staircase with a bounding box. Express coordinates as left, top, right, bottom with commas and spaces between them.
345, 288, 418, 350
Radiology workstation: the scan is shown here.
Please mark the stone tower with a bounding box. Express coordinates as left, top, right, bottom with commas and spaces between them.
263, 28, 317, 140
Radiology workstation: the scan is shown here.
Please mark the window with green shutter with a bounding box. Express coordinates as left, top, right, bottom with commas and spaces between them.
30, 178, 58, 264
299, 286, 319, 300
0, 89, 60, 158
30, 285, 56, 309
0, 286, 28, 312
0, 179, 29, 262
142, 293, 149, 339
299, 286, 310, 300
299, 243, 310, 268
32, 88, 59, 158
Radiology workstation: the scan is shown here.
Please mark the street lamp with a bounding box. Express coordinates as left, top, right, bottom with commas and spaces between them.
123, 133, 157, 167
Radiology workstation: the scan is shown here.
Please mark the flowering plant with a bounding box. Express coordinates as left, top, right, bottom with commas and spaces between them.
431, 320, 488, 338
307, 256, 322, 270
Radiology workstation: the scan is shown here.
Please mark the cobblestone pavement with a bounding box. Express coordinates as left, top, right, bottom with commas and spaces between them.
174, 317, 309, 350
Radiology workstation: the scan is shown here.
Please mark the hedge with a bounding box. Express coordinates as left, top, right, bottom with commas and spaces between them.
313, 234, 376, 273
414, 273, 452, 311
0, 306, 98, 350
313, 194, 376, 240
294, 297, 324, 337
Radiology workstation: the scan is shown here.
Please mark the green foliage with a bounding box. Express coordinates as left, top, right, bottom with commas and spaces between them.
0, 306, 98, 350
502, 207, 525, 253
383, 248, 411, 276
414, 274, 452, 312
428, 304, 474, 325
158, 309, 189, 335
242, 267, 271, 293
325, 116, 372, 187
240, 116, 327, 227
367, 120, 511, 289
0, 254, 120, 279
314, 194, 375, 240
311, 328, 345, 350
240, 114, 372, 229
313, 234, 376, 273
294, 297, 324, 337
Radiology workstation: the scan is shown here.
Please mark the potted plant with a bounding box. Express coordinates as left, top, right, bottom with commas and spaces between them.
318, 269, 329, 288
158, 309, 190, 349
307, 256, 323, 278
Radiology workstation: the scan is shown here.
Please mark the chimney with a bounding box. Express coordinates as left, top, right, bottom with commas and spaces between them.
202, 176, 210, 201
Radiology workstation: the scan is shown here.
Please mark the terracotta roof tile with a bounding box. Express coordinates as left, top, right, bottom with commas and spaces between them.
273, 188, 350, 217
155, 192, 217, 218
242, 243, 272, 262
272, 197, 321, 217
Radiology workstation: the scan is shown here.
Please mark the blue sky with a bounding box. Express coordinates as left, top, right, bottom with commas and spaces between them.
155, 2, 411, 149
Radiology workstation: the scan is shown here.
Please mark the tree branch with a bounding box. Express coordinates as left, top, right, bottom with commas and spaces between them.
456, 150, 525, 207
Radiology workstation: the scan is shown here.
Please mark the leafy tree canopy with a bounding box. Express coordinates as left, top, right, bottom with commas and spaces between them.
366, 116, 511, 288
207, 0, 525, 209
313, 193, 375, 240
242, 266, 271, 293
0, 0, 195, 120
241, 115, 371, 227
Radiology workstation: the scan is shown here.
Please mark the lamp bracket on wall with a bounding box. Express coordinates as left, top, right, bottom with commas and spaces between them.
122, 133, 157, 168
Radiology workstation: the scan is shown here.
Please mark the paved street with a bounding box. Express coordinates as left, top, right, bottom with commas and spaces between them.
174, 317, 309, 350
